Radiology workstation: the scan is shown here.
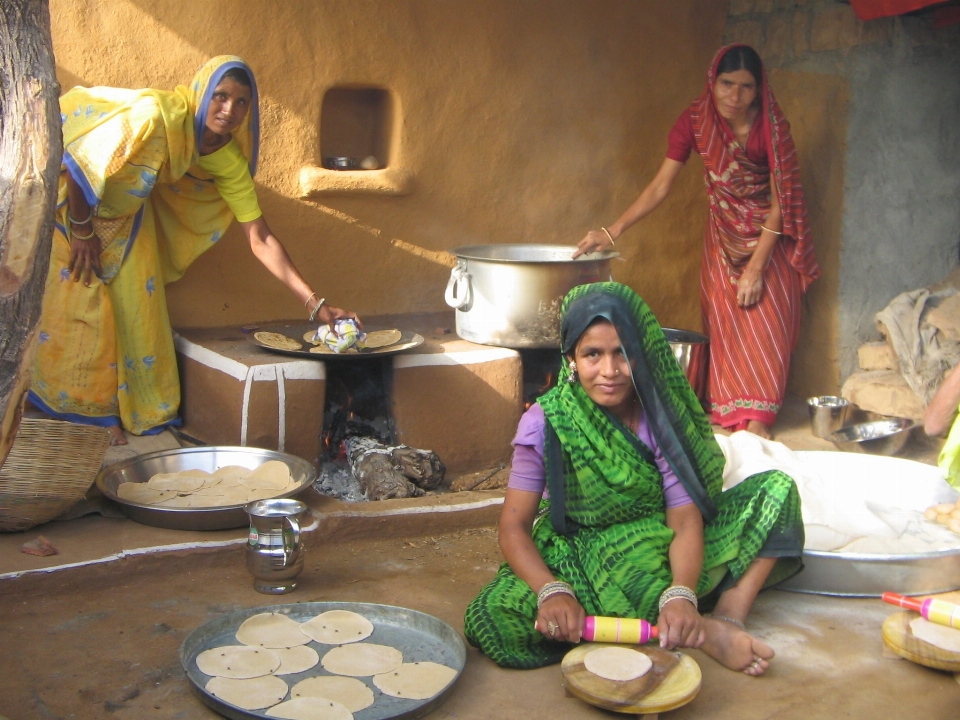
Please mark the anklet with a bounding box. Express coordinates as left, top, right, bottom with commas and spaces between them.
707, 614, 746, 631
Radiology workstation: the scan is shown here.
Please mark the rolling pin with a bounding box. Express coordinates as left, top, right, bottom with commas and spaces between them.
882, 591, 960, 630
536, 616, 659, 643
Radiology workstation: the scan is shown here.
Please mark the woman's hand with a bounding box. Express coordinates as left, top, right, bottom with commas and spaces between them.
737, 267, 764, 307
573, 229, 615, 258
316, 303, 362, 331
657, 599, 705, 650
68, 231, 102, 286
536, 593, 586, 643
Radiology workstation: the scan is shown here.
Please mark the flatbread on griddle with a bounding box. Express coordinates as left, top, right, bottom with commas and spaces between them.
300, 610, 374, 645
236, 613, 312, 649
362, 329, 402, 349
205, 675, 288, 710
372, 661, 457, 700
303, 330, 321, 345
320, 643, 402, 677
583, 646, 653, 682
265, 697, 354, 720
308, 344, 358, 355
256, 331, 302, 351
290, 676, 374, 712
196, 645, 281, 679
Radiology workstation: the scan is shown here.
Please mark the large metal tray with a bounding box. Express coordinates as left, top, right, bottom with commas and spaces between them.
249, 323, 424, 360
96, 446, 316, 531
179, 601, 466, 720
776, 451, 960, 597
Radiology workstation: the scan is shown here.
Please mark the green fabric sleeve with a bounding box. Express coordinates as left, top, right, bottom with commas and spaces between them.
197, 139, 262, 222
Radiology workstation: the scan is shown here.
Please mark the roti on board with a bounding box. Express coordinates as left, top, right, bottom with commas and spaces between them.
196, 645, 281, 679
300, 610, 374, 645
205, 675, 288, 710
290, 675, 375, 712
910, 616, 960, 652
582, 646, 653, 682
372, 661, 457, 700
320, 643, 403, 677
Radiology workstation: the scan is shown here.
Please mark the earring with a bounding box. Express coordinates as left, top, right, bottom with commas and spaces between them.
566, 360, 577, 383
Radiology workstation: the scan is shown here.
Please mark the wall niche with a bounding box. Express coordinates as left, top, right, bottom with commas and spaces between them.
300, 85, 411, 197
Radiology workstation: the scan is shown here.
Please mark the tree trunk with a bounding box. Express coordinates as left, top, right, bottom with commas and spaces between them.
0, 0, 61, 467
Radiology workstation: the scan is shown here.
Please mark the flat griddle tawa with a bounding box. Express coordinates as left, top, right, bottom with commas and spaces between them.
249, 323, 424, 359
561, 643, 700, 716
882, 610, 960, 672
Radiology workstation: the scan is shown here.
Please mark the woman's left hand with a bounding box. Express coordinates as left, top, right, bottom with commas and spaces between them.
736, 267, 764, 307
657, 599, 705, 650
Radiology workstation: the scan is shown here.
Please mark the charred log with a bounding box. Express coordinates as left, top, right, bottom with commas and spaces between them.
392, 445, 445, 490
345, 436, 423, 501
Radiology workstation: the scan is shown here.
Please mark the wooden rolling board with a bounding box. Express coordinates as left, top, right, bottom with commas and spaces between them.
882, 611, 960, 672
562, 643, 701, 715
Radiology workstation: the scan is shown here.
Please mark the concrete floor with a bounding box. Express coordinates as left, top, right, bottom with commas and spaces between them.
1, 397, 959, 719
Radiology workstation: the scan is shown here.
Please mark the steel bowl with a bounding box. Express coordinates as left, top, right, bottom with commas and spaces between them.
826, 418, 915, 455
323, 156, 356, 170
662, 328, 709, 403
807, 395, 852, 438
96, 446, 316, 531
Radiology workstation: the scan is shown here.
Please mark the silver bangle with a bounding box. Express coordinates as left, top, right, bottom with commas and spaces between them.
308, 297, 326, 322
600, 226, 616, 246
68, 207, 93, 225
658, 584, 698, 613
759, 224, 782, 235
537, 580, 576, 609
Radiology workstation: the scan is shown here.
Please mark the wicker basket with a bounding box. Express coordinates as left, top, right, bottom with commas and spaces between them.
0, 418, 112, 532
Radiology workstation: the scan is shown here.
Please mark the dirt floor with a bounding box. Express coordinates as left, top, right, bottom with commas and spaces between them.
1, 398, 959, 719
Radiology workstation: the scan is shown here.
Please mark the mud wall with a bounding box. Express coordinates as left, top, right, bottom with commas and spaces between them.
49, 0, 728, 332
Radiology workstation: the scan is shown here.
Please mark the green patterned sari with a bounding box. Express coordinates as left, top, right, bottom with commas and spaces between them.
463, 282, 803, 669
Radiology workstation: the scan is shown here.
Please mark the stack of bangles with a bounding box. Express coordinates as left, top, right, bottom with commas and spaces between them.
537, 580, 576, 609
658, 584, 698, 613
68, 208, 97, 242
304, 292, 326, 322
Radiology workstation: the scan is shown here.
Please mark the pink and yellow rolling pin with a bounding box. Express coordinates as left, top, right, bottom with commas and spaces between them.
537, 616, 659, 643
882, 591, 960, 630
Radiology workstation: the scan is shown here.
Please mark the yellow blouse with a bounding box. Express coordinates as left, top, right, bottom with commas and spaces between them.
197, 138, 262, 223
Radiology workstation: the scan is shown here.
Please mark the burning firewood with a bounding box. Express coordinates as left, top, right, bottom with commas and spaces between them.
344, 437, 445, 500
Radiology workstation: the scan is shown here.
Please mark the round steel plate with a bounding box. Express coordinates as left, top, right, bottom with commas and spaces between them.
96, 446, 316, 531
249, 324, 424, 360
179, 601, 466, 720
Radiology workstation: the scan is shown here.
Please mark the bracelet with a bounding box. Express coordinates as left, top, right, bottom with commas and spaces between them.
759, 224, 782, 235
68, 208, 93, 226
658, 585, 698, 613
303, 291, 319, 309
70, 225, 97, 241
536, 580, 576, 609
706, 613, 746, 631
600, 226, 616, 246
308, 297, 326, 322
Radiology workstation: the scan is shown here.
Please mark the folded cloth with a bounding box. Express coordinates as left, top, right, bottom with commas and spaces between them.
313, 319, 366, 353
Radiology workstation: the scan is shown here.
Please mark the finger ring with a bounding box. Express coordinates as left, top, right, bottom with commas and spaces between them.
750, 659, 761, 669
547, 621, 558, 637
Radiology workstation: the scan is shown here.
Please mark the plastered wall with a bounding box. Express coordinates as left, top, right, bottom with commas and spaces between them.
49, 0, 728, 333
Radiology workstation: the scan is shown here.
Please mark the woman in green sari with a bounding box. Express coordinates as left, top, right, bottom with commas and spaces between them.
464, 282, 803, 673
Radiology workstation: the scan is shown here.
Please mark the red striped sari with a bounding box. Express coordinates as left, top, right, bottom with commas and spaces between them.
690, 45, 819, 429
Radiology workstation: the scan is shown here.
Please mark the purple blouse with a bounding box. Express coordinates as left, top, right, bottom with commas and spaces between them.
507, 403, 693, 509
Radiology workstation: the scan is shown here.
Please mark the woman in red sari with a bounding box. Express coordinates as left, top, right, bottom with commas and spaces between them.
576, 45, 819, 438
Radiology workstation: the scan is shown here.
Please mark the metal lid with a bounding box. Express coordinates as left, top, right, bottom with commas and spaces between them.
450, 243, 619, 263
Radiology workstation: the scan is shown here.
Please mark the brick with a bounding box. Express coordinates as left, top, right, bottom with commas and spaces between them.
724, 19, 764, 53
763, 15, 794, 63
841, 370, 925, 421
857, 341, 897, 371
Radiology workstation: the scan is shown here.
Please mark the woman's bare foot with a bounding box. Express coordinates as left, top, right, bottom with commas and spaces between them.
746, 420, 772, 440
701, 616, 774, 676
108, 426, 128, 446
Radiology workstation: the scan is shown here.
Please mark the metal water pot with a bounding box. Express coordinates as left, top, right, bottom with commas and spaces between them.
444, 244, 618, 348
245, 498, 308, 594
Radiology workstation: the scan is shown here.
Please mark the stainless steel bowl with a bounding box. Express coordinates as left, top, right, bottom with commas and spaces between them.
323, 156, 356, 170
807, 395, 852, 438
96, 446, 316, 531
662, 328, 709, 403
826, 418, 915, 455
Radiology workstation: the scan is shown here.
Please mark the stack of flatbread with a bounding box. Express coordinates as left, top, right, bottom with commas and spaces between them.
195, 609, 458, 718
116, 461, 298, 508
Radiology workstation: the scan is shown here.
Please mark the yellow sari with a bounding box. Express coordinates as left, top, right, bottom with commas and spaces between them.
30, 56, 260, 435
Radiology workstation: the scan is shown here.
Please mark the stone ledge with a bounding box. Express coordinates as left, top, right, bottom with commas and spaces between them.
299, 164, 413, 197
841, 369, 925, 421
858, 341, 897, 371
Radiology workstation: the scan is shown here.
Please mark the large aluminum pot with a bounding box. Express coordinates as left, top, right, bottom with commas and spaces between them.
444, 244, 618, 348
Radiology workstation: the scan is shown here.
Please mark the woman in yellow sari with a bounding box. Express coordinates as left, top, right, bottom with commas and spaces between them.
30, 56, 357, 444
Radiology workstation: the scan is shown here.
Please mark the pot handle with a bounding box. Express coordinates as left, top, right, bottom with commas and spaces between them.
444, 262, 472, 310
281, 515, 301, 566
